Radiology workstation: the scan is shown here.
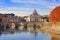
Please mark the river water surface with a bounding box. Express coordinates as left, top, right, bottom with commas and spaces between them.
0, 31, 51, 40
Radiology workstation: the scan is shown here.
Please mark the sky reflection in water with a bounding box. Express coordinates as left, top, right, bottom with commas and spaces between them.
0, 31, 51, 40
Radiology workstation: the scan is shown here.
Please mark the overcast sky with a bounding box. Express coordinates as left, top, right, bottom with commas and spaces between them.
0, 0, 60, 16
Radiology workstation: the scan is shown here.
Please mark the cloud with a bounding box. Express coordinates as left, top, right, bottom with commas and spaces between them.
53, 0, 56, 2
0, 7, 35, 16
0, 2, 5, 4
0, 0, 6, 4
0, 7, 34, 11
0, 6, 51, 16
10, 0, 60, 9
0, 0, 60, 16
11, 0, 36, 4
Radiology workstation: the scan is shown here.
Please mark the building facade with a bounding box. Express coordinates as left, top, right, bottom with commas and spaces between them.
24, 9, 49, 22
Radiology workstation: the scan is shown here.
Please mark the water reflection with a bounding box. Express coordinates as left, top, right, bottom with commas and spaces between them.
0, 25, 60, 40
0, 32, 51, 40
0, 27, 52, 40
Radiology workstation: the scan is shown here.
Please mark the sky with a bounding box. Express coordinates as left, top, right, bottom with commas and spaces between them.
0, 0, 60, 16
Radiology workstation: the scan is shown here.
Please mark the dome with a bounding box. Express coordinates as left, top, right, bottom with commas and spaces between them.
29, 9, 41, 17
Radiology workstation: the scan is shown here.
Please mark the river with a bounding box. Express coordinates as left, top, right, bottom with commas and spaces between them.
0, 30, 51, 40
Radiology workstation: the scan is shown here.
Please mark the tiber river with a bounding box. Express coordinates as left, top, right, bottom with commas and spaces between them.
0, 31, 51, 40
0, 25, 59, 40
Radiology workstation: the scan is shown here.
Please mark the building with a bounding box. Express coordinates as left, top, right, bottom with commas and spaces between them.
24, 9, 49, 22
24, 9, 41, 22
0, 10, 49, 23
42, 15, 49, 22
0, 13, 22, 23
4, 13, 15, 18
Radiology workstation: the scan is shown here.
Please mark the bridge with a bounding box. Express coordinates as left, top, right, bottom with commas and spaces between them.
0, 22, 60, 40
0, 22, 43, 32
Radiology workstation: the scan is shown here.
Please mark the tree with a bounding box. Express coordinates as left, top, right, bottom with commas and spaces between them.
49, 6, 60, 24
